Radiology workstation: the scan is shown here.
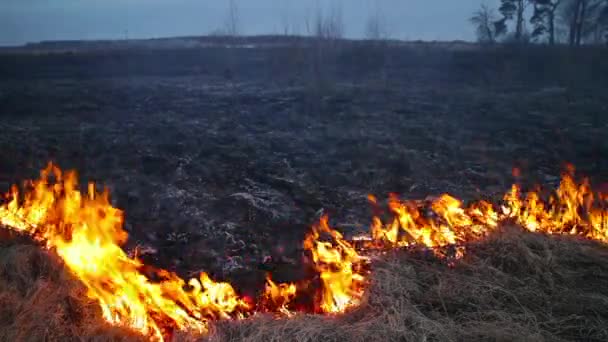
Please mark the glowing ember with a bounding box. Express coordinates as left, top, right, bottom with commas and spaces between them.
0, 162, 607, 340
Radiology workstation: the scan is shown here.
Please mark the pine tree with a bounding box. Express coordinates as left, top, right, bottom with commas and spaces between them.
530, 0, 562, 44
496, 0, 531, 40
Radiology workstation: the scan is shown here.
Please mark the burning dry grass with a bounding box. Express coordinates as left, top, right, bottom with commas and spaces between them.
1, 226, 607, 342
0, 234, 146, 341
1, 163, 607, 340
213, 226, 608, 342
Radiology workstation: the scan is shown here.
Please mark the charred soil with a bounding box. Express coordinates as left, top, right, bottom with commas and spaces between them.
0, 41, 607, 341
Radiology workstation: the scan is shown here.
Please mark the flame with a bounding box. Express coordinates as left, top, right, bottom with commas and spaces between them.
503, 170, 608, 243
261, 275, 297, 315
367, 167, 607, 254
303, 215, 367, 313
369, 193, 499, 253
0, 163, 250, 340
0, 162, 607, 340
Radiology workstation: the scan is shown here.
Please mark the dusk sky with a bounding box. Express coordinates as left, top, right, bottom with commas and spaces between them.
0, 0, 501, 46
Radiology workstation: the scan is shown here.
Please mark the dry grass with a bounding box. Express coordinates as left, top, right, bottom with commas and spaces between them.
0, 232, 145, 342
211, 226, 608, 342
1, 226, 607, 342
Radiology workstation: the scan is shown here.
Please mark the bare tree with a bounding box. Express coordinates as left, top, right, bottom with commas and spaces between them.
279, 1, 298, 36
314, 3, 344, 41
365, 3, 389, 40
329, 3, 345, 39
471, 4, 499, 43
304, 2, 345, 114
224, 0, 240, 37
303, 7, 313, 36
280, 11, 291, 36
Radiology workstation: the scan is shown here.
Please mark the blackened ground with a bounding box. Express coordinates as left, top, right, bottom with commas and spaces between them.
0, 42, 607, 292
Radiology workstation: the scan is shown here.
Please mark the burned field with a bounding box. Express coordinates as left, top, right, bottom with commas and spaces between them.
0, 42, 607, 341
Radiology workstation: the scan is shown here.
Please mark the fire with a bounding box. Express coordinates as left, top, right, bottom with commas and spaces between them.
369, 193, 499, 253
303, 216, 367, 313
0, 162, 607, 340
503, 169, 608, 243
261, 276, 297, 315
366, 167, 608, 254
0, 163, 250, 340
258, 217, 370, 316
0, 162, 369, 339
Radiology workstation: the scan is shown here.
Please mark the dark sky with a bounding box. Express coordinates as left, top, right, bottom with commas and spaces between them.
0, 0, 499, 46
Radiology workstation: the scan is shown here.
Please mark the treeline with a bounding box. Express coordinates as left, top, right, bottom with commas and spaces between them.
470, 0, 608, 45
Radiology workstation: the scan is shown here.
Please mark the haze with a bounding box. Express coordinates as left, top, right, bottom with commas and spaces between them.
0, 0, 499, 46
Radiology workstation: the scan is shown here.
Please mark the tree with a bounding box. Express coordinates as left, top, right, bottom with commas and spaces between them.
600, 1, 608, 43
365, 2, 389, 40
576, 0, 589, 44
313, 3, 344, 41
279, 0, 301, 36
224, 0, 240, 37
560, 0, 598, 46
471, 4, 499, 43
583, 0, 608, 43
562, 0, 579, 45
496, 0, 532, 40
530, 0, 562, 44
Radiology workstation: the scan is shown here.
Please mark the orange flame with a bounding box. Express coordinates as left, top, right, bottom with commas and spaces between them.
370, 193, 499, 252
303, 215, 367, 313
0, 163, 250, 340
0, 162, 607, 340
367, 167, 607, 253
503, 170, 608, 242
261, 275, 297, 315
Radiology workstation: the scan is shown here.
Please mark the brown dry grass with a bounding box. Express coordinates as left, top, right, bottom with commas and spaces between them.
1, 226, 607, 342
0, 232, 145, 342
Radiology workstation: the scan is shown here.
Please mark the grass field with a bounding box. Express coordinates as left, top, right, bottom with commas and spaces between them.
0, 39, 607, 341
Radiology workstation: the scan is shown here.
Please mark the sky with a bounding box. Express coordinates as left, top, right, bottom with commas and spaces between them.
0, 0, 500, 46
